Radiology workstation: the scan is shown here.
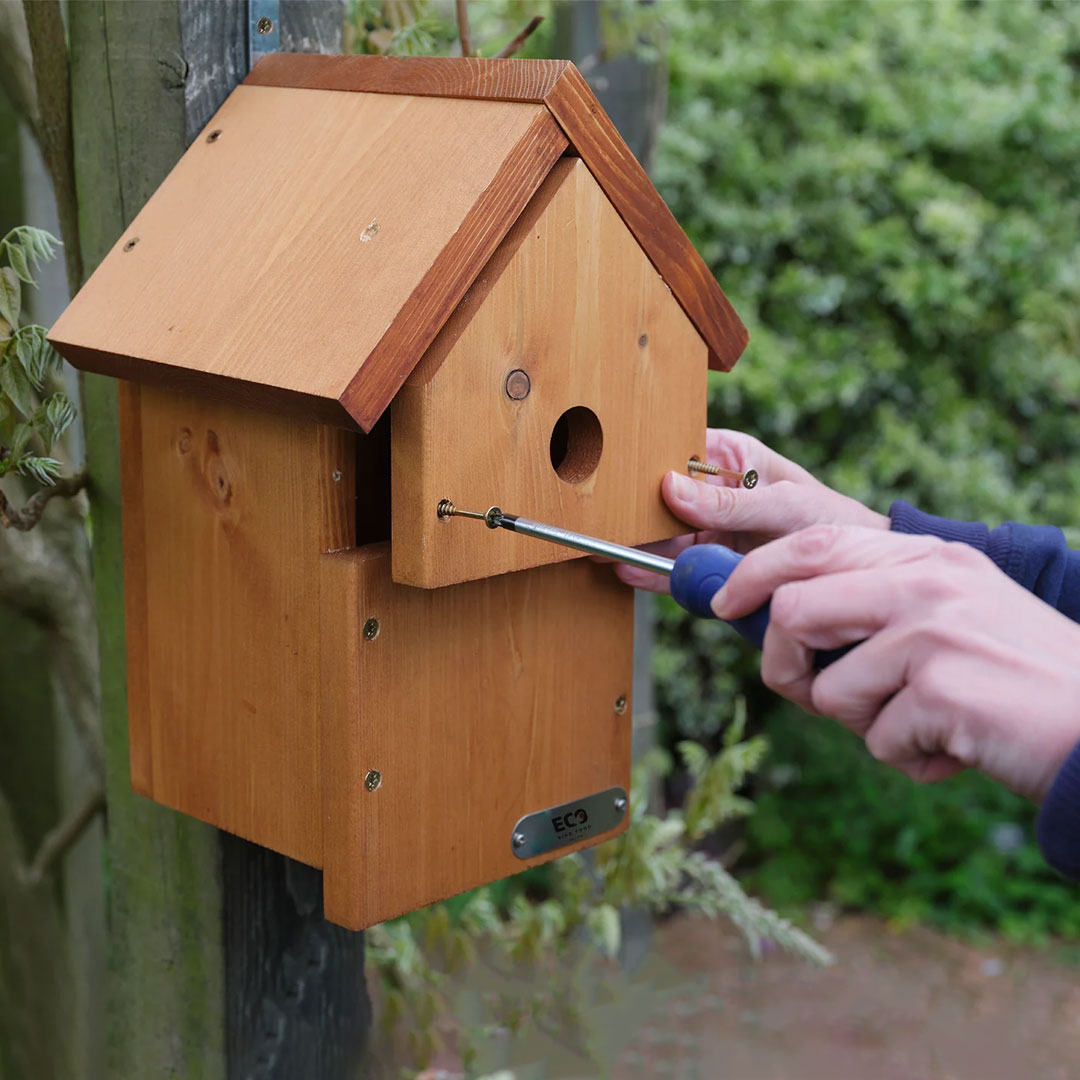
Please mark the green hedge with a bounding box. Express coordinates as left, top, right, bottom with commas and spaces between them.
652, 0, 1080, 939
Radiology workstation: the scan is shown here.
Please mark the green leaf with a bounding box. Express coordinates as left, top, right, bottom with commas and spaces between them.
0, 267, 21, 328
1, 356, 34, 417
9, 419, 33, 459
42, 392, 75, 449
6, 241, 30, 284
14, 326, 57, 388
2, 227, 61, 282
585, 904, 621, 958
20, 454, 62, 485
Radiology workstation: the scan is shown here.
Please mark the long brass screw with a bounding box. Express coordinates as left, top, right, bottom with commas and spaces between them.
436, 500, 504, 528
688, 457, 758, 489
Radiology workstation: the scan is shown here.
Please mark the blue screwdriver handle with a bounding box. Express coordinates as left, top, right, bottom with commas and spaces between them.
669, 545, 853, 669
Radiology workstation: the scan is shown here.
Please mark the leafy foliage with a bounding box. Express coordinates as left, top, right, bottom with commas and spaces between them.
367, 727, 829, 1073
345, 0, 458, 56
742, 709, 1080, 943
0, 228, 72, 486
652, 0, 1080, 937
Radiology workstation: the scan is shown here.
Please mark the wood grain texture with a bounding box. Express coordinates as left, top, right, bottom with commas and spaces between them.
119, 385, 355, 866
545, 65, 747, 371
391, 158, 708, 589
51, 86, 562, 431
320, 545, 633, 930
339, 106, 568, 432
242, 55, 748, 374
245, 52, 569, 102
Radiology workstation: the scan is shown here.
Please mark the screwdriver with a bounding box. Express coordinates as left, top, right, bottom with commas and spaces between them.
437, 501, 852, 669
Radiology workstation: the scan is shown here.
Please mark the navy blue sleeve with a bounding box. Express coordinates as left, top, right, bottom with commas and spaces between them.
888, 499, 1080, 881
889, 499, 1080, 622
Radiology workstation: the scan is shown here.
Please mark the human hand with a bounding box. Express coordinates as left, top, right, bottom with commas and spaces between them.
714, 525, 1080, 801
616, 429, 888, 593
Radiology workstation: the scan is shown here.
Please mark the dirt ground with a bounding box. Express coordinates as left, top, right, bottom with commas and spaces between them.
414, 913, 1080, 1079
610, 913, 1080, 1080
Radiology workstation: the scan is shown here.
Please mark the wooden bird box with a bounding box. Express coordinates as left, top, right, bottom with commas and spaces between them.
49, 56, 746, 930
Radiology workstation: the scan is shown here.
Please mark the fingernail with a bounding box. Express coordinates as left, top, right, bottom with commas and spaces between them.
710, 585, 730, 618
668, 472, 695, 503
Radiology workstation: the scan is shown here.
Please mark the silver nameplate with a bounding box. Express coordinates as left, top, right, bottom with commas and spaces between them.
510, 786, 628, 860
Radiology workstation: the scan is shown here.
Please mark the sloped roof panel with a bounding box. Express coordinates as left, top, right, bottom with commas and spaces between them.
50, 83, 566, 429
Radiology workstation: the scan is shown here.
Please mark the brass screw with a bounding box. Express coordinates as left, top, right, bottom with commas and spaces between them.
364, 770, 382, 792
363, 617, 380, 641
436, 500, 504, 529
123, 238, 139, 252
257, 15, 274, 33
505, 369, 531, 400
688, 456, 758, 489
206, 129, 222, 143
614, 695, 628, 715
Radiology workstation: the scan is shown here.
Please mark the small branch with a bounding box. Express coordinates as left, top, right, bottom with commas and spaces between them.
0, 469, 88, 531
494, 16, 543, 60
17, 785, 105, 888
455, 0, 472, 57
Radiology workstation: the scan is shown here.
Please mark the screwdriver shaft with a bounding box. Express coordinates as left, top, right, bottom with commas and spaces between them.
497, 514, 675, 576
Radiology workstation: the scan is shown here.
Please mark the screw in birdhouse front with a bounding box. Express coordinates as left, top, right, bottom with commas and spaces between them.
364, 770, 382, 792
123, 238, 139, 252
363, 617, 380, 641
512, 832, 526, 850
257, 15, 273, 33
614, 796, 627, 814
614, 695, 628, 715
206, 130, 222, 143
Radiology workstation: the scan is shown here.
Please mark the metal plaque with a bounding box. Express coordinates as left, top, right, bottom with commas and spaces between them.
510, 787, 628, 860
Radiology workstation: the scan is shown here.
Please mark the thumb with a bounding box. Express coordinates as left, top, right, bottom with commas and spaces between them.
663, 472, 816, 536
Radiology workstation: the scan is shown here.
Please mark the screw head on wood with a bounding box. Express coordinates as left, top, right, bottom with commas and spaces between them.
614, 796, 627, 814
614, 695, 628, 715
257, 15, 274, 33
505, 369, 531, 400
512, 832, 526, 849
363, 617, 380, 641
206, 129, 222, 143
123, 238, 139, 252
364, 770, 382, 792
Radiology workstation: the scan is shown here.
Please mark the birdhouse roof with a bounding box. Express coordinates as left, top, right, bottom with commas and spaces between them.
50, 56, 746, 432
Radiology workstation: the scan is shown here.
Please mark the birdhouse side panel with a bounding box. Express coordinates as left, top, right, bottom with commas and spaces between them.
390, 157, 708, 589
119, 382, 354, 866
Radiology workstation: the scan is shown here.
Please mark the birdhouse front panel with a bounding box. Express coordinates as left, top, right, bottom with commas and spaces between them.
48, 55, 748, 932
391, 158, 707, 589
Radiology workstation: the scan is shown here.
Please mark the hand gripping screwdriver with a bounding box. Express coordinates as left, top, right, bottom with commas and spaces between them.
439, 503, 853, 669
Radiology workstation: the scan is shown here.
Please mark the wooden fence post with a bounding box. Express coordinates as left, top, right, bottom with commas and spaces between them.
69, 2, 370, 1075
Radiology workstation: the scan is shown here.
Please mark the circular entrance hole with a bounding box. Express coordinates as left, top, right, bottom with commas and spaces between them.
549, 406, 603, 484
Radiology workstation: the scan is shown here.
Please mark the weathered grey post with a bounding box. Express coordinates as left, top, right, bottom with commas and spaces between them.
68, 2, 370, 1075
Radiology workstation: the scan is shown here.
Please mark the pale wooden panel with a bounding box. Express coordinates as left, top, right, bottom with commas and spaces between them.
121, 385, 355, 865
320, 545, 633, 930
50, 86, 559, 423
391, 158, 708, 589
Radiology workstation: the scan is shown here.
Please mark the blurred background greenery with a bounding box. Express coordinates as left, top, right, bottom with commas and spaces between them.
428, 0, 1080, 944
649, 0, 1080, 944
